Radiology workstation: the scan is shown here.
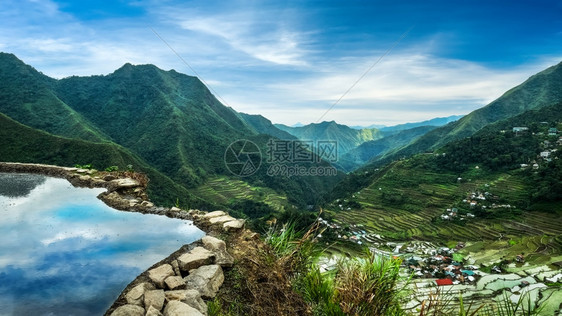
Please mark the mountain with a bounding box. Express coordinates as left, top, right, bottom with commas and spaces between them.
337, 125, 438, 171
349, 124, 387, 130
379, 115, 463, 133
0, 53, 343, 209
274, 121, 383, 155
237, 112, 297, 140
326, 102, 562, 244
0, 112, 208, 207
365, 61, 562, 168
53, 62, 255, 188
0, 53, 109, 142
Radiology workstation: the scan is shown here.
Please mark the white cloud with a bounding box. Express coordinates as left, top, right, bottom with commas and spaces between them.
175, 13, 309, 66
258, 54, 561, 125
1, 0, 560, 126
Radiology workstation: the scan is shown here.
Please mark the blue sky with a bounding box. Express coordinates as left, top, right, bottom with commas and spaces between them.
1, 0, 561, 126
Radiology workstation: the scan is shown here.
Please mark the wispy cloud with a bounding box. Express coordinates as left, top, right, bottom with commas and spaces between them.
169, 9, 310, 66
262, 54, 561, 124
1, 0, 560, 126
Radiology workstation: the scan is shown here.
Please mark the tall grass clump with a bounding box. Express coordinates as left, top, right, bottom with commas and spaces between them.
264, 220, 324, 275
334, 250, 408, 316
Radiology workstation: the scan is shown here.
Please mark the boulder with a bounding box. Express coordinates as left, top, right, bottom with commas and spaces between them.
208, 215, 237, 225
164, 300, 204, 316
148, 264, 175, 288
125, 282, 154, 306
164, 289, 207, 315
110, 304, 145, 316
177, 247, 214, 272
202, 236, 234, 268
146, 305, 164, 316
109, 178, 140, 191
165, 275, 186, 290
140, 201, 155, 207
144, 289, 165, 311
171, 260, 181, 276
202, 211, 226, 218
170, 207, 182, 212
184, 264, 224, 298
103, 175, 117, 181
223, 219, 245, 232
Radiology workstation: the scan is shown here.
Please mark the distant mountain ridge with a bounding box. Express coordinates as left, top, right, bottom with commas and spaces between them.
379, 115, 464, 132
337, 125, 438, 171
274, 121, 383, 155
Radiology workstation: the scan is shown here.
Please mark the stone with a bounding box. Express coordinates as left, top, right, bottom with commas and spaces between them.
144, 289, 165, 311
79, 175, 91, 181
140, 201, 154, 207
170, 207, 182, 212
184, 264, 224, 298
223, 219, 245, 232
208, 215, 237, 225
148, 264, 175, 288
125, 282, 153, 306
103, 175, 117, 181
202, 236, 234, 268
177, 247, 214, 272
164, 290, 207, 315
165, 275, 186, 290
164, 300, 204, 316
109, 178, 140, 190
110, 304, 145, 316
146, 305, 164, 316
202, 211, 226, 218
171, 260, 181, 276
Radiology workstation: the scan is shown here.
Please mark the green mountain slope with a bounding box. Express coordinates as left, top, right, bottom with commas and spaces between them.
54, 63, 253, 188
327, 102, 562, 244
0, 112, 208, 207
0, 53, 108, 142
0, 53, 343, 210
237, 112, 297, 140
367, 61, 562, 167
337, 125, 437, 171
275, 121, 383, 155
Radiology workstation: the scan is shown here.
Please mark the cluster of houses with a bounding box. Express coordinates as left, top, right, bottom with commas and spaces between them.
317, 218, 372, 245
402, 243, 482, 285
440, 207, 475, 221
512, 125, 560, 168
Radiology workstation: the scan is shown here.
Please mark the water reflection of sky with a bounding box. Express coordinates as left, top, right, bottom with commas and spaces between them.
0, 173, 205, 315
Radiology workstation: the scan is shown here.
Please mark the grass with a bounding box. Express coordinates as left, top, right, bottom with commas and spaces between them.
262, 218, 561, 315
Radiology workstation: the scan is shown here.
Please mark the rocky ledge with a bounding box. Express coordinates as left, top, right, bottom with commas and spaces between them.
106, 210, 248, 316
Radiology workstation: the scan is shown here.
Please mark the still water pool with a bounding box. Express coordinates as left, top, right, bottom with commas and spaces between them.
0, 173, 204, 315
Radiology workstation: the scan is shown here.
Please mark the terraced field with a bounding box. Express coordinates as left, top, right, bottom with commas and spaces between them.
331, 159, 562, 262
191, 176, 289, 211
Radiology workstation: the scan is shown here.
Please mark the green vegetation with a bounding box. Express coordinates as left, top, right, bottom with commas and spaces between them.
237, 112, 297, 140
259, 220, 553, 315
364, 60, 562, 169
0, 112, 211, 208
0, 53, 343, 210
275, 120, 384, 155
339, 125, 437, 172
327, 100, 562, 257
